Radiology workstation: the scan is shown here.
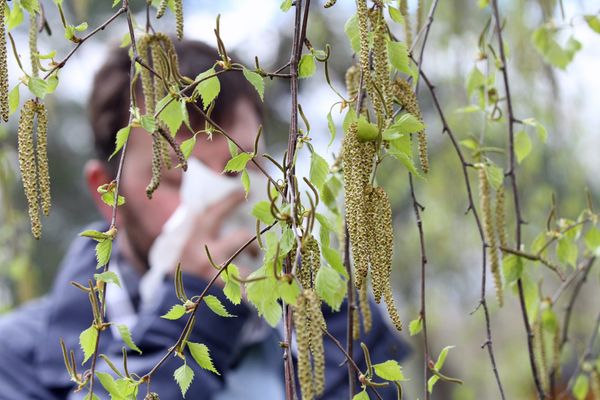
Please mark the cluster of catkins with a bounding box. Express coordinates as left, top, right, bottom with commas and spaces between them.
293, 289, 326, 400
156, 0, 184, 40
478, 167, 505, 306
138, 33, 187, 198
17, 100, 50, 239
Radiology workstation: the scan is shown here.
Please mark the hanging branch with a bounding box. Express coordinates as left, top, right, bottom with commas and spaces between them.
489, 1, 545, 398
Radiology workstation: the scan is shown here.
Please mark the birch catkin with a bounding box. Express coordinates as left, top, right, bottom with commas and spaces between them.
29, 12, 39, 78
479, 167, 503, 306
155, 0, 168, 19
394, 79, 429, 173
496, 186, 508, 250
293, 292, 314, 400
174, 0, 184, 40
306, 289, 326, 397
299, 235, 321, 289
358, 281, 372, 336
370, 8, 392, 120
0, 0, 9, 122
35, 102, 50, 216
146, 131, 162, 199
400, 0, 413, 46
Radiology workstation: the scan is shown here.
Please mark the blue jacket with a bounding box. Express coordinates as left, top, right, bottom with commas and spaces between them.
0, 223, 410, 399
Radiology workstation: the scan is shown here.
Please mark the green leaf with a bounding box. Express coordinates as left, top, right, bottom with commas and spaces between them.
96, 372, 123, 399
246, 273, 282, 327
139, 114, 156, 133
557, 237, 578, 268
515, 130, 532, 163
161, 304, 186, 320
204, 295, 235, 317
8, 85, 19, 116
94, 271, 121, 288
27, 77, 48, 99
584, 15, 600, 34
74, 21, 88, 32
7, 4, 24, 31
277, 279, 301, 306
80, 229, 110, 241
298, 54, 316, 78
280, 0, 292, 11
356, 116, 379, 142
383, 113, 424, 140
117, 324, 142, 354
173, 364, 194, 398
502, 254, 523, 284
522, 118, 547, 142
352, 390, 370, 400
195, 67, 221, 109
156, 95, 185, 136
409, 317, 423, 336
373, 360, 405, 381
485, 164, 504, 190
223, 152, 253, 173
321, 246, 347, 277
242, 68, 264, 101
434, 345, 454, 370
79, 325, 98, 364
315, 265, 346, 311
222, 264, 242, 305
466, 66, 485, 99
573, 374, 589, 400
109, 126, 131, 160
95, 239, 113, 268
101, 191, 126, 207
46, 74, 59, 94
326, 111, 336, 146
310, 152, 329, 192
251, 201, 276, 225
241, 169, 251, 198
188, 342, 219, 375
584, 226, 600, 253
388, 7, 404, 24
344, 14, 361, 53
532, 26, 581, 69
388, 41, 410, 75
180, 136, 196, 160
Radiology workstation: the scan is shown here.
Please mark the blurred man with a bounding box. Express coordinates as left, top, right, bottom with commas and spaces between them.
0, 39, 409, 399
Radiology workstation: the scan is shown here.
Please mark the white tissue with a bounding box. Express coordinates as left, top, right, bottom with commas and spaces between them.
141, 157, 268, 307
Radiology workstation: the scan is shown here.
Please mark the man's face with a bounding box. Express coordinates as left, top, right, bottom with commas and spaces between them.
113, 98, 261, 268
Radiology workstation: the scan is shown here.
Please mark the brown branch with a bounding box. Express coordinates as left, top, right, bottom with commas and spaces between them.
499, 246, 565, 281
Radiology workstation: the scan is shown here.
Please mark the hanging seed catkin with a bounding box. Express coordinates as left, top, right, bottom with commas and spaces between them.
146, 131, 162, 199
479, 167, 503, 306
0, 0, 9, 122
293, 292, 314, 400
174, 0, 184, 40
17, 100, 41, 238
495, 185, 508, 250
306, 289, 326, 396
342, 121, 376, 288
393, 79, 429, 173
35, 102, 50, 216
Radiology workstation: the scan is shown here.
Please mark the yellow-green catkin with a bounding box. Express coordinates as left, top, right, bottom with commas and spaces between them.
383, 285, 403, 331
293, 292, 314, 400
370, 7, 392, 121
356, 0, 370, 83
479, 167, 503, 306
591, 369, 600, 399
17, 100, 40, 238
416, 0, 424, 36
342, 121, 376, 289
306, 289, 326, 397
137, 36, 156, 115
393, 79, 428, 173
367, 186, 394, 304
495, 185, 508, 250
174, 0, 184, 40
145, 392, 160, 400
29, 12, 39, 78
345, 64, 361, 107
146, 131, 162, 199
352, 306, 361, 341
551, 322, 561, 387
0, 0, 9, 122
324, 0, 337, 8
299, 235, 321, 289
155, 0, 168, 19
399, 0, 413, 46
358, 280, 372, 335
35, 102, 50, 216
533, 318, 549, 393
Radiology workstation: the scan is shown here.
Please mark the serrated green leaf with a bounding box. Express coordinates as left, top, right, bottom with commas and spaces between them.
80, 229, 110, 241
383, 113, 424, 140
251, 201, 275, 225
277, 279, 301, 306
195, 67, 221, 109
485, 164, 504, 190
188, 342, 219, 375
388, 7, 404, 24
557, 237, 578, 268
27, 77, 48, 99
140, 115, 156, 133
222, 264, 242, 305
173, 364, 194, 397
240, 169, 251, 198
321, 246, 347, 278
466, 66, 485, 99
388, 41, 410, 75
8, 85, 19, 116
109, 126, 131, 160
502, 254, 523, 284
344, 14, 361, 53
584, 226, 600, 253
80, 325, 98, 364
7, 5, 24, 31
315, 265, 346, 311
117, 324, 142, 354
96, 372, 123, 399
95, 239, 113, 268
242, 68, 264, 101
373, 360, 405, 381
223, 152, 253, 173
409, 317, 423, 336
299, 54, 316, 78
310, 152, 329, 192
101, 191, 126, 207
326, 111, 336, 147
204, 295, 235, 317
156, 95, 185, 136
161, 304, 186, 320
94, 271, 121, 288
180, 136, 196, 160
515, 130, 532, 163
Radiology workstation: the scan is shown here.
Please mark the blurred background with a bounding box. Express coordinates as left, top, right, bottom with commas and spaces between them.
0, 0, 599, 398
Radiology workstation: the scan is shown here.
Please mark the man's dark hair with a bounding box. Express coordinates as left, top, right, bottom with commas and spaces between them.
88, 39, 263, 170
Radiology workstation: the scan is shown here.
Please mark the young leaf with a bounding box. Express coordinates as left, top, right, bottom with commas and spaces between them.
109, 126, 131, 160
241, 169, 251, 198
162, 304, 186, 320
156, 95, 185, 135
298, 54, 316, 78
280, 0, 292, 12
326, 111, 336, 146
180, 136, 196, 160
251, 201, 276, 225
222, 264, 242, 305
388, 41, 410, 75
94, 271, 121, 288
242, 68, 265, 101
79, 325, 98, 364
195, 67, 221, 109
173, 363, 194, 398
27, 77, 48, 99
188, 342, 220, 375
204, 295, 235, 317
310, 152, 329, 192
116, 324, 142, 354
8, 85, 19, 115
95, 239, 113, 268
315, 265, 346, 311
373, 360, 405, 381
223, 152, 253, 173
409, 317, 423, 336
515, 130, 532, 163
352, 390, 370, 400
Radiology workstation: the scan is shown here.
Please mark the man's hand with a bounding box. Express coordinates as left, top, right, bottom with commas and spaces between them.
178, 191, 258, 283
